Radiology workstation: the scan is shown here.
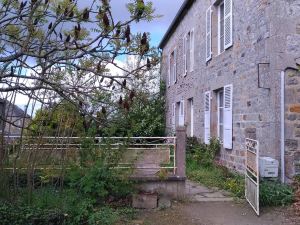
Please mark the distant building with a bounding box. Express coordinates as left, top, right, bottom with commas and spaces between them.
0, 99, 31, 137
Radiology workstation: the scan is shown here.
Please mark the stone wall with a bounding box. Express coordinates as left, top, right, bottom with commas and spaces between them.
161, 0, 300, 175
285, 68, 300, 179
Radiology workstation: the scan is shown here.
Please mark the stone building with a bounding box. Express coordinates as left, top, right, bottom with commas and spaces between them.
0, 99, 31, 137
159, 0, 300, 181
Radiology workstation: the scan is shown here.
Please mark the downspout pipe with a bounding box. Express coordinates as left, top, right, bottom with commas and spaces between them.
280, 71, 285, 183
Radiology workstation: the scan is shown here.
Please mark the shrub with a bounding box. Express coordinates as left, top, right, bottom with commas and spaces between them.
67, 160, 134, 202
0, 202, 66, 225
259, 180, 294, 207
190, 137, 221, 167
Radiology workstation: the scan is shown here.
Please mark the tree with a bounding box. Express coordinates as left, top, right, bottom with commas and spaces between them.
0, 0, 159, 118
0, 0, 159, 166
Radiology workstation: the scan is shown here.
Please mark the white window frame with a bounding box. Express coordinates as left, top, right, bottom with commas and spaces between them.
217, 89, 224, 141
179, 100, 185, 126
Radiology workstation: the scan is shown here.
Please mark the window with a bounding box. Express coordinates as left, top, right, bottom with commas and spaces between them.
218, 2, 225, 54
206, 0, 233, 60
183, 29, 194, 75
216, 85, 233, 149
178, 100, 185, 126
168, 49, 177, 85
217, 89, 224, 140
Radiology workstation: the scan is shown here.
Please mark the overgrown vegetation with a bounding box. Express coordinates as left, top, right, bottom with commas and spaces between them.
186, 137, 245, 198
187, 137, 295, 204
260, 180, 294, 207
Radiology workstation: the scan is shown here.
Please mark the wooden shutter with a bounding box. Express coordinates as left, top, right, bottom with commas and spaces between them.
223, 84, 233, 149
179, 100, 185, 126
206, 7, 212, 62
183, 35, 187, 76
190, 29, 194, 72
204, 91, 211, 144
224, 0, 233, 49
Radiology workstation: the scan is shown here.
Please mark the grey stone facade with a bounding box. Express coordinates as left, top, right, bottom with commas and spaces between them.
159, 0, 300, 178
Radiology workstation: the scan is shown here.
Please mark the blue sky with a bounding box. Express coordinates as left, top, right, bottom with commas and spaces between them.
109, 0, 184, 47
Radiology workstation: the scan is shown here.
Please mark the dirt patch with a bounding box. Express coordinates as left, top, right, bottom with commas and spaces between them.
129, 201, 300, 225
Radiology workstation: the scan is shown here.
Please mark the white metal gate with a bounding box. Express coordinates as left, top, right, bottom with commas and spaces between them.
245, 138, 259, 216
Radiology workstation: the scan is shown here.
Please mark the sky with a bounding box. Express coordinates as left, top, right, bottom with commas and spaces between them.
109, 0, 184, 46
13, 0, 185, 110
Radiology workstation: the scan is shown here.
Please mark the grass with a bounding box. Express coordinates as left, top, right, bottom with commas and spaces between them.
187, 157, 245, 198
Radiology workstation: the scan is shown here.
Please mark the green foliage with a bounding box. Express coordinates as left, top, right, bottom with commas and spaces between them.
187, 158, 244, 198
260, 180, 294, 207
189, 137, 221, 167
187, 137, 244, 198
28, 101, 85, 137
0, 202, 65, 225
103, 82, 165, 137
67, 161, 134, 202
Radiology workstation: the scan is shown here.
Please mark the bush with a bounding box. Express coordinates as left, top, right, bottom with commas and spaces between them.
0, 202, 66, 225
260, 180, 294, 207
190, 138, 220, 167
67, 160, 134, 202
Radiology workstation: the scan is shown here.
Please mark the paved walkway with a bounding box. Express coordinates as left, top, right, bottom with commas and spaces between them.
185, 180, 234, 202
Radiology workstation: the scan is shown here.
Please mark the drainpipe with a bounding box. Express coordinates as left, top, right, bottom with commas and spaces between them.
280, 71, 285, 183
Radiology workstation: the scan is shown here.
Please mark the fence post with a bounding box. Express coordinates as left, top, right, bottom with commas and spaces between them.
176, 126, 186, 177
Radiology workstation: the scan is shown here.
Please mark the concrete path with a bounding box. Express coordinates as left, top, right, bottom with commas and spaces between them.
185, 180, 234, 202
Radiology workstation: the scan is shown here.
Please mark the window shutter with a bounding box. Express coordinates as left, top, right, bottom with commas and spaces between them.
190, 29, 194, 72
183, 35, 187, 76
204, 91, 211, 144
206, 7, 212, 62
172, 103, 176, 130
190, 99, 194, 137
174, 48, 177, 83
179, 100, 185, 126
224, 0, 233, 49
168, 54, 171, 86
223, 84, 233, 149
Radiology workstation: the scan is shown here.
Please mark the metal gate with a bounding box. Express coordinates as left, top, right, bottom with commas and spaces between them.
245, 138, 259, 216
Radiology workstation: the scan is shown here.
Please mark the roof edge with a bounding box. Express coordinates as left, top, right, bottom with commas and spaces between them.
158, 0, 196, 49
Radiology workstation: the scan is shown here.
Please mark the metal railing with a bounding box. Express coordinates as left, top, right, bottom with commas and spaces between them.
4, 136, 177, 176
